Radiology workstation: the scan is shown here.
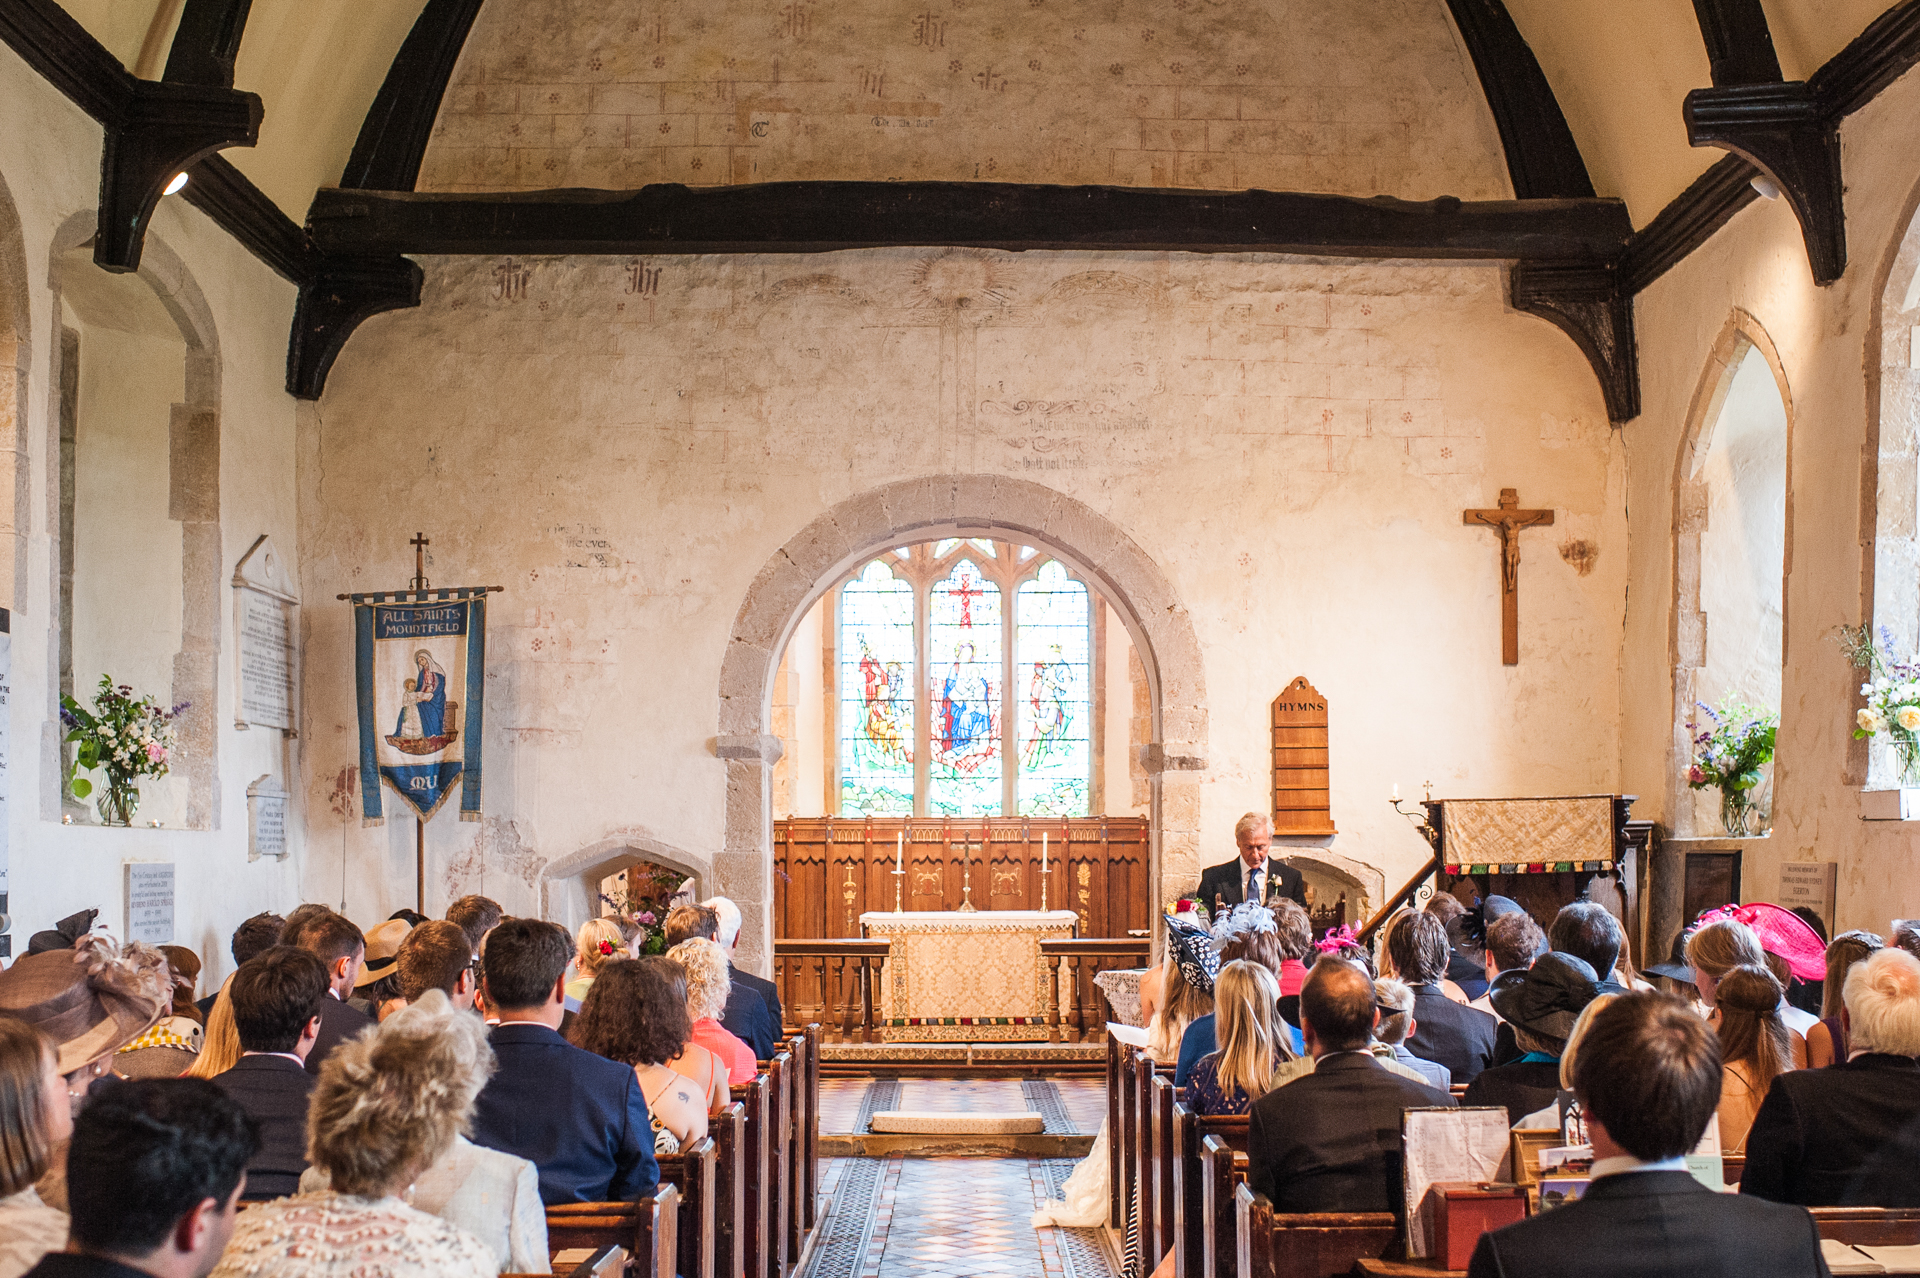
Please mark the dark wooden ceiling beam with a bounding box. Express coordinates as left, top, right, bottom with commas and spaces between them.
1691, 0, 1784, 85
1511, 261, 1637, 422
340, 0, 485, 190
1620, 154, 1760, 295
306, 182, 1632, 260
1441, 0, 1596, 199
162, 0, 254, 88
0, 0, 262, 273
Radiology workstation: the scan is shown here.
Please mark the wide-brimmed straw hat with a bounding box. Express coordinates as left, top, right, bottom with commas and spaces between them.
0, 936, 171, 1075
1489, 952, 1602, 1042
355, 918, 412, 989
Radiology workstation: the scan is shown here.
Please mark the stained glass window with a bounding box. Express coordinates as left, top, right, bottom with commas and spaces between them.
838, 560, 915, 814
832, 542, 1094, 817
929, 559, 1003, 816
1016, 560, 1091, 815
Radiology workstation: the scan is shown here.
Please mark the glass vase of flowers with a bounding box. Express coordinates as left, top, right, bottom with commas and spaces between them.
1838, 624, 1920, 786
58, 677, 186, 826
1684, 696, 1778, 836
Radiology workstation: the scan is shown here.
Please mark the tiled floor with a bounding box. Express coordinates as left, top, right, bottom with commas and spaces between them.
802, 1078, 1121, 1278
806, 1154, 1119, 1278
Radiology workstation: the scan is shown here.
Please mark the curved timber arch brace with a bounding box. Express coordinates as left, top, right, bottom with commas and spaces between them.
713, 476, 1208, 973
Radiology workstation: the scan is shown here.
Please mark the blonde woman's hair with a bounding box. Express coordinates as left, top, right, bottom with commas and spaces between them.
307, 990, 494, 1196
666, 937, 733, 1023
1213, 961, 1286, 1104
1375, 909, 1413, 980
1373, 978, 1415, 1046
577, 917, 626, 975
1685, 919, 1767, 981
185, 975, 241, 1080
1558, 992, 1621, 1091
0, 1018, 54, 1195
1162, 955, 1214, 1031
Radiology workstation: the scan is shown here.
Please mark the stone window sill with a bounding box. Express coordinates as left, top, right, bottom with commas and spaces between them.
1862, 789, 1920, 821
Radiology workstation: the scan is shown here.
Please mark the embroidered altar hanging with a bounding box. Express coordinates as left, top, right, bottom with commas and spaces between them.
351, 589, 488, 824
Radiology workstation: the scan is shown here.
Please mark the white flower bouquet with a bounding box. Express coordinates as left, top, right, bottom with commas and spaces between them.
1838, 624, 1920, 785
59, 676, 187, 825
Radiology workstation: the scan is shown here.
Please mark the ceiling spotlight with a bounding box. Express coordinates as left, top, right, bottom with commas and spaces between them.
163, 172, 189, 196
1750, 174, 1782, 200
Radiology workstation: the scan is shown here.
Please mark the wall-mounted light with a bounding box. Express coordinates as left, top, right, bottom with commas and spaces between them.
163, 172, 189, 196
1750, 174, 1782, 200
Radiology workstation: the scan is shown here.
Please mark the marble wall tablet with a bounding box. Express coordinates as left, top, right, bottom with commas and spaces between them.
247, 775, 288, 862
125, 862, 174, 944
232, 535, 298, 733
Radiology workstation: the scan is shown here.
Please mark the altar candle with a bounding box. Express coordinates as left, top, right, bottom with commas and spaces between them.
1392, 782, 1400, 802
896, 831, 904, 871
1042, 832, 1049, 874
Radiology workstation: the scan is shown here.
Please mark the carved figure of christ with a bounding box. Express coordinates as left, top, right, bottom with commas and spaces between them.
1463, 488, 1555, 666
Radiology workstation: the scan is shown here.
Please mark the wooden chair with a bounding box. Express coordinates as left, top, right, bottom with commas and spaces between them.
544, 1185, 680, 1278
654, 1134, 717, 1278
1171, 1108, 1249, 1278
1810, 1207, 1920, 1245
710, 1101, 748, 1278
729, 1073, 772, 1278
1234, 1185, 1398, 1278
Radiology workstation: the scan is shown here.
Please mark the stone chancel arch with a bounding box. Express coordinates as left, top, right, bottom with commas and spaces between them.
714, 475, 1207, 971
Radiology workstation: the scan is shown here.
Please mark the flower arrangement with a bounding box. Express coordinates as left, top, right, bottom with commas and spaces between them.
59, 677, 187, 826
1837, 623, 1920, 785
1684, 695, 1777, 836
599, 860, 692, 957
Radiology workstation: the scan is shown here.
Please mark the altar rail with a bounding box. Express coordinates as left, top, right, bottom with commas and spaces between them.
773, 940, 889, 1042
774, 816, 1151, 940
773, 936, 1148, 1042
1044, 938, 1151, 1041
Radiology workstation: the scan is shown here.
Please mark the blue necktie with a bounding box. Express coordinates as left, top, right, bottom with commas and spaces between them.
1247, 865, 1260, 904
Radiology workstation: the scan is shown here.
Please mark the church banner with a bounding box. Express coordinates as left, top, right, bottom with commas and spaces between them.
351, 589, 488, 825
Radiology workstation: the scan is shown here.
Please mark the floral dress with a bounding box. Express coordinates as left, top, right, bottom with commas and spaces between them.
1186, 1051, 1265, 1116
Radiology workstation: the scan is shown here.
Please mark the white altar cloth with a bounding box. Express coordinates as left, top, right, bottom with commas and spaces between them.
860, 910, 1079, 1041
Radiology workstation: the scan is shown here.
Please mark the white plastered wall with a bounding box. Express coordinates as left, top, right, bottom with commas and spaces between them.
0, 46, 305, 990
1622, 62, 1920, 936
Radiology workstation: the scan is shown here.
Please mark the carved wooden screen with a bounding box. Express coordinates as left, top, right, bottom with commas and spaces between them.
1271, 676, 1336, 836
774, 816, 1150, 939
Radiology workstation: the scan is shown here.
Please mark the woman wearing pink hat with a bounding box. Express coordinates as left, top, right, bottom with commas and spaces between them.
1687, 912, 1811, 1069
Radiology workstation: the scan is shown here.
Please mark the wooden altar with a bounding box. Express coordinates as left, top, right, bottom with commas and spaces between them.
859, 910, 1078, 1041
774, 816, 1150, 940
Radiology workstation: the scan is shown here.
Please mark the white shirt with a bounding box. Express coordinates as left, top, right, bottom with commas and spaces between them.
1591, 1154, 1688, 1179
242, 1051, 306, 1066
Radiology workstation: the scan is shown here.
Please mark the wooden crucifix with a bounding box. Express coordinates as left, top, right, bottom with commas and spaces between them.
1463, 488, 1555, 666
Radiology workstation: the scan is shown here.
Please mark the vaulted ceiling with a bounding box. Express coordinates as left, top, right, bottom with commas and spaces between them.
40, 0, 1914, 227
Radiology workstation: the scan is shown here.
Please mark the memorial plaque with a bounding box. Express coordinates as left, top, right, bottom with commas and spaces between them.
247, 775, 289, 862
1271, 676, 1337, 836
125, 863, 174, 945
1778, 861, 1838, 928
232, 535, 298, 733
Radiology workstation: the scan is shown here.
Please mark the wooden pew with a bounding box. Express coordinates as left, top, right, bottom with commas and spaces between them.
1135, 1053, 1164, 1266
782, 1032, 810, 1260
763, 1049, 794, 1278
710, 1102, 748, 1278
1171, 1108, 1249, 1278
1201, 1136, 1250, 1278
1119, 1043, 1141, 1253
1234, 1185, 1397, 1278
1149, 1073, 1178, 1269
654, 1134, 718, 1278
1108, 1032, 1125, 1228
545, 1185, 680, 1278
800, 1024, 822, 1232
730, 1073, 772, 1278
505, 1241, 622, 1278
1810, 1208, 1920, 1245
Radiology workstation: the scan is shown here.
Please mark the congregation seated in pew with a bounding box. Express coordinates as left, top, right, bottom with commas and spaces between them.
1389, 910, 1498, 1085
1463, 952, 1603, 1127
571, 957, 712, 1152
470, 920, 660, 1207
210, 946, 330, 1200
1466, 992, 1827, 1278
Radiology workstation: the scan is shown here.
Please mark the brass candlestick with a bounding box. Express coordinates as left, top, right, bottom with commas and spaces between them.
892, 866, 905, 913
957, 840, 978, 912
1040, 865, 1049, 913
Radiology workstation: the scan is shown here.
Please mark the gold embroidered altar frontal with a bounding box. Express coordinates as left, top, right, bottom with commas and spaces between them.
860, 910, 1079, 1042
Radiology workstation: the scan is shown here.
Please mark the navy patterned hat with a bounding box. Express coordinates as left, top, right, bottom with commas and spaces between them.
1165, 913, 1221, 994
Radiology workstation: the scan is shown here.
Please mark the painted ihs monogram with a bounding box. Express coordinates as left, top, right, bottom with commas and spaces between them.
491, 259, 531, 302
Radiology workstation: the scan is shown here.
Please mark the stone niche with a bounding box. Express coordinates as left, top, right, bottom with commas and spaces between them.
1278, 848, 1382, 936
